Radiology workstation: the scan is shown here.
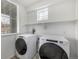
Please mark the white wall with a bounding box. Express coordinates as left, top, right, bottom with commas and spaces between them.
25, 21, 77, 39
26, 0, 77, 24
18, 4, 28, 33
1, 34, 17, 59
25, 20, 78, 59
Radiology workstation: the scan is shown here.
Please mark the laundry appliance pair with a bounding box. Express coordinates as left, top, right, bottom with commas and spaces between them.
15, 34, 70, 59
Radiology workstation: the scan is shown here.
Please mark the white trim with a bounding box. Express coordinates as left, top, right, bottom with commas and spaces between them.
6, 0, 20, 33
1, 33, 17, 36
17, 5, 20, 33
1, 33, 28, 36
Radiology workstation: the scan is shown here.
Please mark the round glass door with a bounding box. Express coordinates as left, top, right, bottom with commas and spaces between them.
39, 43, 68, 59
15, 38, 27, 55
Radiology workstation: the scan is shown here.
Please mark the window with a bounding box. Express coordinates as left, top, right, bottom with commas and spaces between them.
37, 8, 48, 21
1, 0, 17, 34
1, 14, 11, 33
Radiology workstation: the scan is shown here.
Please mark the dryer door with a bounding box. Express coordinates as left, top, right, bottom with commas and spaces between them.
15, 38, 27, 55
39, 43, 68, 59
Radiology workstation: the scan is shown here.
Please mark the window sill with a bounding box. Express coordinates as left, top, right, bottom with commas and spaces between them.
1, 33, 18, 36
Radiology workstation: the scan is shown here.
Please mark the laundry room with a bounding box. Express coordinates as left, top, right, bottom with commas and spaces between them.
1, 0, 78, 59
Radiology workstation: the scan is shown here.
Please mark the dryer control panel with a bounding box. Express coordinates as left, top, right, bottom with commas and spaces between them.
46, 39, 58, 43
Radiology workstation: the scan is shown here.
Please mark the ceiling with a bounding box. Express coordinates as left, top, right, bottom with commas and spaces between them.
15, 0, 65, 8
2, 0, 70, 8
17, 0, 40, 7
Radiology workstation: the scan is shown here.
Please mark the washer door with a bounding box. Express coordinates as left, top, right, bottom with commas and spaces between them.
39, 43, 68, 59
15, 38, 27, 55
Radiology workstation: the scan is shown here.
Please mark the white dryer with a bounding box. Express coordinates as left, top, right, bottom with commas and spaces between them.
15, 34, 37, 59
38, 35, 70, 59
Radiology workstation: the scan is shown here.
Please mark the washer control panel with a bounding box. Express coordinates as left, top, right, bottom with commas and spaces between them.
19, 36, 23, 38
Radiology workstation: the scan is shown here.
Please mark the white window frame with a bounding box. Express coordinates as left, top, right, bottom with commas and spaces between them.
37, 7, 48, 21
1, 0, 19, 35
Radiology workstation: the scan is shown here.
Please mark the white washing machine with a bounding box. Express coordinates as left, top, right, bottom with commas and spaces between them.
15, 34, 37, 59
38, 35, 70, 59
